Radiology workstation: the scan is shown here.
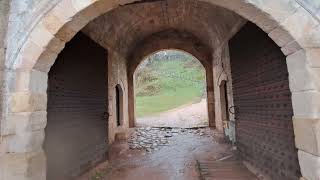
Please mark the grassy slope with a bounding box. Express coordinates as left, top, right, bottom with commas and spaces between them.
135, 57, 206, 117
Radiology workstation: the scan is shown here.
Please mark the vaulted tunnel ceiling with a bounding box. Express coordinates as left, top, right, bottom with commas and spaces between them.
82, 0, 245, 58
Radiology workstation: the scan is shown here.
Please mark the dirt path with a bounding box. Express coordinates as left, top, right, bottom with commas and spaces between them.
136, 99, 209, 128
79, 128, 257, 180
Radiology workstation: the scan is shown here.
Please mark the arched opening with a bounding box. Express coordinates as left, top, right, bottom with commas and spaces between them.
2, 0, 320, 180
133, 49, 208, 128
44, 32, 109, 180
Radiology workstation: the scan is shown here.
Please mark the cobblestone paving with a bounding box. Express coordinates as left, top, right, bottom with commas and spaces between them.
128, 127, 210, 153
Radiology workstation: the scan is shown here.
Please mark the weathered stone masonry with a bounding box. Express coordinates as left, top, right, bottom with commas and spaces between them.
1, 0, 320, 180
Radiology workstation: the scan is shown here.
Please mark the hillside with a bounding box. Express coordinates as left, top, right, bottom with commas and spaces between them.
135, 50, 206, 117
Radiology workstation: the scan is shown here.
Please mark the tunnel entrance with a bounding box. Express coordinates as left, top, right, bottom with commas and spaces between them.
133, 50, 208, 128
5, 0, 320, 179
229, 22, 300, 179
44, 33, 109, 180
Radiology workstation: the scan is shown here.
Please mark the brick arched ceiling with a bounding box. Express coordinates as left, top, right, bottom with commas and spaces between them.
82, 0, 245, 58
128, 29, 213, 72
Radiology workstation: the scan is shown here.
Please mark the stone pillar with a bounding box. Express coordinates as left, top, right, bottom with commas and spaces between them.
206, 65, 215, 128
212, 49, 224, 132
127, 70, 135, 128
0, 69, 48, 180
286, 49, 320, 180
107, 50, 130, 143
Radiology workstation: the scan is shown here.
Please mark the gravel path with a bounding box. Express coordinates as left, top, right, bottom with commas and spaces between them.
136, 99, 209, 128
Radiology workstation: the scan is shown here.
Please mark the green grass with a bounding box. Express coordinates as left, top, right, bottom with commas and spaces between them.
135, 53, 206, 117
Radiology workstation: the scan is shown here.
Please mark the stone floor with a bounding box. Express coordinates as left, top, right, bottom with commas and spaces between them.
79, 127, 258, 180
127, 127, 209, 153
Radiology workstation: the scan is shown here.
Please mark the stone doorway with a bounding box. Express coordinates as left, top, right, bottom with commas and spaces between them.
133, 50, 209, 128
2, 0, 320, 179
229, 22, 300, 179
44, 33, 109, 180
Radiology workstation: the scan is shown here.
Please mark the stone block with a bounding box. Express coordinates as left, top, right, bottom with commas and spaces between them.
249, 0, 299, 23
281, 40, 302, 55
280, 6, 320, 48
2, 129, 45, 153
1, 111, 47, 136
34, 50, 59, 73
211, 0, 299, 33
0, 150, 46, 180
12, 40, 44, 70
305, 48, 320, 68
29, 22, 55, 49
8, 92, 47, 113
286, 49, 320, 92
292, 91, 320, 119
298, 150, 320, 180
42, 13, 65, 38
72, 0, 99, 11
7, 69, 48, 93
293, 118, 320, 156
268, 26, 294, 47
115, 132, 128, 141
41, 0, 78, 41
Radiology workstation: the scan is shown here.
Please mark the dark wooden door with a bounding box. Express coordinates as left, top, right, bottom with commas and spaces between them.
45, 32, 108, 180
229, 22, 300, 180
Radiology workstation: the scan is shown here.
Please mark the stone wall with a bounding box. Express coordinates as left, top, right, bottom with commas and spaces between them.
212, 45, 236, 142
0, 0, 10, 137
82, 0, 243, 57
1, 0, 320, 179
6, 0, 59, 67
107, 49, 129, 143
297, 0, 320, 20
212, 19, 245, 141
0, 0, 9, 65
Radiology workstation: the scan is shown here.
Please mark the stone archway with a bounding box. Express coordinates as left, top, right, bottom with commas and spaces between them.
1, 0, 320, 180
127, 29, 214, 128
